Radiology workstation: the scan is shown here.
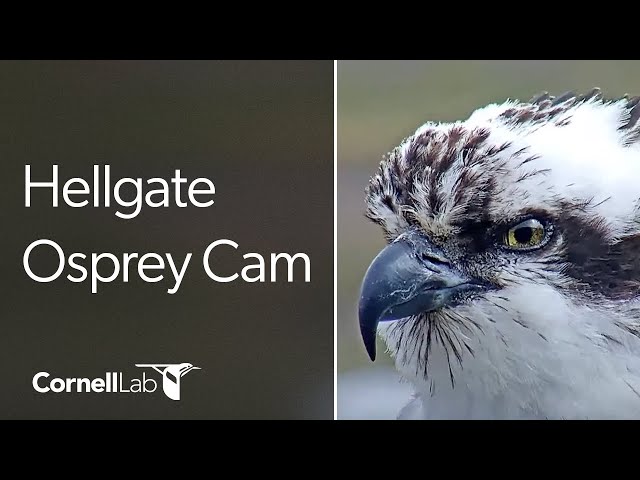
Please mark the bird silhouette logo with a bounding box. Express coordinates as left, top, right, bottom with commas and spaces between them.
135, 363, 201, 400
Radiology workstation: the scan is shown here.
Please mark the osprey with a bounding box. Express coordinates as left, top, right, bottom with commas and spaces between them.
358, 88, 640, 419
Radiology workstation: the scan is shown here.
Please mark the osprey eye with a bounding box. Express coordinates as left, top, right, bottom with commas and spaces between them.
503, 218, 547, 250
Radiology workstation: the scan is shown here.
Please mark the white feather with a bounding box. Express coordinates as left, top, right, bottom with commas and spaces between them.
369, 92, 640, 419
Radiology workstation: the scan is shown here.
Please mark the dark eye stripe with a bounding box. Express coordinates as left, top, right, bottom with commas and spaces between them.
558, 213, 639, 299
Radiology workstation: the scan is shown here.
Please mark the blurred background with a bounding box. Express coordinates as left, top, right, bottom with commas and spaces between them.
337, 60, 640, 419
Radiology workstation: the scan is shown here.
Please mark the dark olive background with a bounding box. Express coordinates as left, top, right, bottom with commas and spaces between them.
0, 60, 333, 419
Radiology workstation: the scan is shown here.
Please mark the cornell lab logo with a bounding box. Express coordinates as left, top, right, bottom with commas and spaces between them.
32, 362, 201, 401
135, 363, 201, 400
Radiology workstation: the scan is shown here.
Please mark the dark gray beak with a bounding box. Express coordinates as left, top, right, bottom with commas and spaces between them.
358, 231, 483, 361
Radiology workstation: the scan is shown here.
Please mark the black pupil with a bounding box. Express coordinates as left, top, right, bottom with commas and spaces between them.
514, 226, 533, 244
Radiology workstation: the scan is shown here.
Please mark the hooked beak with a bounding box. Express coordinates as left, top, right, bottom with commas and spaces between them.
358, 231, 485, 361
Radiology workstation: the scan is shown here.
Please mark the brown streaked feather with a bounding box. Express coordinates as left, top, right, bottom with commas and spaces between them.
499, 88, 640, 135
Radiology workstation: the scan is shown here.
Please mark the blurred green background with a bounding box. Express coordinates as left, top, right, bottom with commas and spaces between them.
337, 60, 640, 417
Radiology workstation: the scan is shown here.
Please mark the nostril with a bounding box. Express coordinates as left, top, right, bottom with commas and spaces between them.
419, 251, 451, 267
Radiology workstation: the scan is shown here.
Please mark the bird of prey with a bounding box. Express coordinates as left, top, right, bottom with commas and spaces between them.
358, 88, 640, 419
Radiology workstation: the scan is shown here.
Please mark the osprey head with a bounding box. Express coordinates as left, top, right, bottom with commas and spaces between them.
359, 89, 640, 393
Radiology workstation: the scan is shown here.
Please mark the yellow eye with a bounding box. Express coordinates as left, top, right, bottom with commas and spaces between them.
504, 218, 546, 250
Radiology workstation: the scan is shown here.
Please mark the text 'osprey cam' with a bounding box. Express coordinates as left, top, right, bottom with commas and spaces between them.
358, 89, 640, 419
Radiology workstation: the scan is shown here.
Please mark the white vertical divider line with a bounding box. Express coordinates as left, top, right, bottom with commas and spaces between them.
333, 59, 339, 421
